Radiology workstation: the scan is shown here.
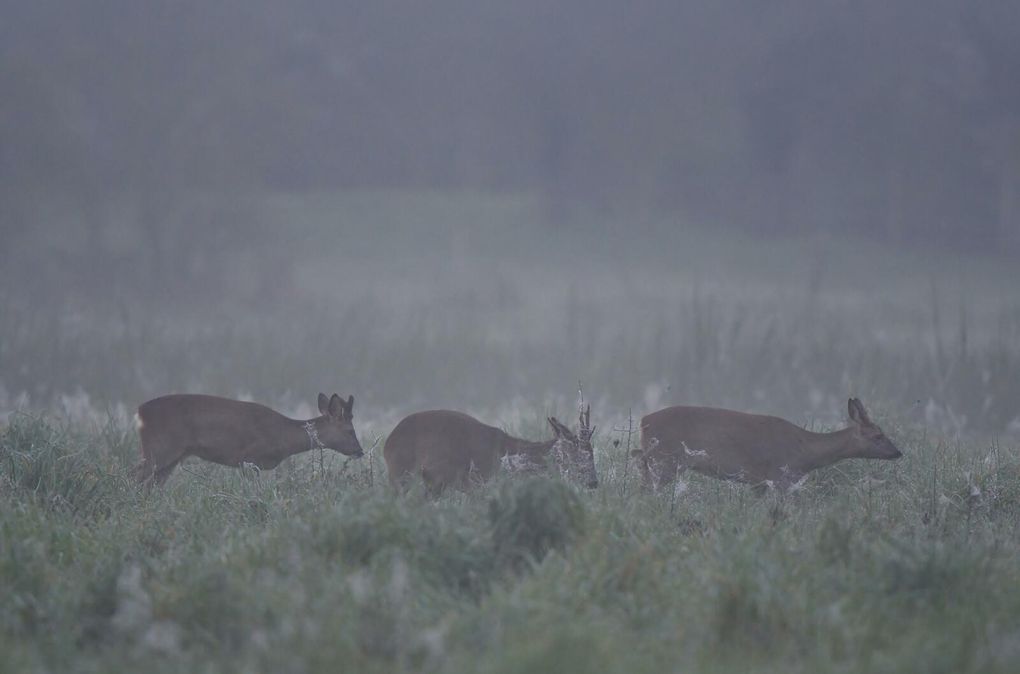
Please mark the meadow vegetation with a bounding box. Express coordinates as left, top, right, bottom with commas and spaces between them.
2, 199, 1019, 672
2, 409, 1020, 673
3, 194, 1019, 438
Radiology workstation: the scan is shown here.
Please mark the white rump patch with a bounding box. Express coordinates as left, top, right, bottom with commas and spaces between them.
134, 412, 144, 432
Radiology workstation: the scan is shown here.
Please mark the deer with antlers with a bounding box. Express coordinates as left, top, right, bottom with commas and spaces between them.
384, 405, 598, 494
134, 392, 364, 485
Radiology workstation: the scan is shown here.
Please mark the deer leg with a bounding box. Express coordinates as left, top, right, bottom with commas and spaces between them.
135, 454, 183, 487
671, 463, 690, 490
152, 457, 183, 486
133, 457, 156, 483
420, 466, 446, 498
136, 434, 186, 487
645, 455, 683, 494
388, 469, 413, 493
134, 432, 156, 483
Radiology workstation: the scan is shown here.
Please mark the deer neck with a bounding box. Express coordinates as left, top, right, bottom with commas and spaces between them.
799, 427, 857, 472
302, 418, 328, 452
273, 416, 324, 460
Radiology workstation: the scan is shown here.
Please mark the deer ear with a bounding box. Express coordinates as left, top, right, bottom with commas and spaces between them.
346, 395, 354, 414
318, 393, 329, 415
855, 398, 873, 425
328, 393, 344, 417
848, 398, 870, 424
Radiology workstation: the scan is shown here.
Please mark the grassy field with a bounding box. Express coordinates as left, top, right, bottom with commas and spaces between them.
2, 194, 1020, 672
3, 193, 1020, 438
2, 409, 1020, 673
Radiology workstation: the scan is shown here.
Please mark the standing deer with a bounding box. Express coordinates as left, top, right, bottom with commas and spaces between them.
634, 398, 901, 493
384, 406, 598, 493
134, 393, 363, 485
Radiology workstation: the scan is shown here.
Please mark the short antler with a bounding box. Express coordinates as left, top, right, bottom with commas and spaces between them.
579, 404, 595, 439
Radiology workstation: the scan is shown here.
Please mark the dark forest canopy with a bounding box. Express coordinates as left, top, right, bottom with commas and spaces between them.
2, 0, 1019, 249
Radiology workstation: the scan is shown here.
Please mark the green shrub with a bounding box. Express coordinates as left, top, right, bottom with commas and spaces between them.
488, 477, 586, 569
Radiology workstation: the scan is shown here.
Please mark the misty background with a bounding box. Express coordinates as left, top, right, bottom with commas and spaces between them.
1, 1, 1019, 437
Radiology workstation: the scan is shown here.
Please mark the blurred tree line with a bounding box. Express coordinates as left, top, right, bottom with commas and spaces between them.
1, 0, 1018, 277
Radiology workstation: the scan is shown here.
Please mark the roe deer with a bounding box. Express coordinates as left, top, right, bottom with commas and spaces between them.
384, 406, 598, 493
634, 398, 901, 493
134, 393, 363, 485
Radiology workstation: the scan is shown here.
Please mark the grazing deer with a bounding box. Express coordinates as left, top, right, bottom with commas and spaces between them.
384, 406, 598, 493
134, 393, 363, 485
633, 398, 901, 494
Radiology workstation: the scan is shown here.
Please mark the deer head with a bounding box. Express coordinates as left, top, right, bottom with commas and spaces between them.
547, 404, 598, 488
847, 397, 901, 460
316, 393, 364, 457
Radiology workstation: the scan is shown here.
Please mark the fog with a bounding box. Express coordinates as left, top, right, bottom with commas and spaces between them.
1, 1, 1019, 435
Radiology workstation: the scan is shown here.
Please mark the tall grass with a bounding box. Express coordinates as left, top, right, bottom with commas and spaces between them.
2, 199, 1019, 437
1, 412, 1019, 673
2, 277, 1019, 438
3, 197, 1020, 671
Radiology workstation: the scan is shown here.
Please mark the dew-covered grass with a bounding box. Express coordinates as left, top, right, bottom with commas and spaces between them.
3, 196, 1020, 671
2, 410, 1019, 673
